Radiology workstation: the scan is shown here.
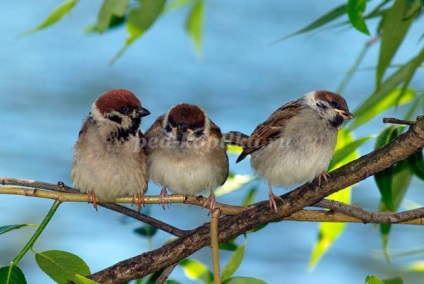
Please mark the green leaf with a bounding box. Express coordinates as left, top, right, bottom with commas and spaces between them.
0, 266, 27, 284
409, 150, 424, 180
35, 250, 91, 284
374, 126, 413, 261
365, 275, 385, 284
347, 0, 370, 35
376, 0, 415, 85
272, 4, 346, 43
350, 88, 415, 130
166, 0, 195, 12
365, 275, 404, 284
0, 224, 37, 236
112, 0, 166, 62
310, 129, 360, 270
241, 186, 258, 207
97, 0, 128, 33
223, 277, 266, 284
20, 0, 78, 37
351, 47, 424, 130
221, 241, 246, 282
179, 259, 212, 283
74, 274, 99, 284
218, 242, 239, 252
134, 224, 158, 237
185, 0, 204, 54
374, 126, 401, 211
330, 135, 372, 169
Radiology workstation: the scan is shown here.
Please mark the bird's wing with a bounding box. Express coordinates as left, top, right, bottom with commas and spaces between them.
236, 100, 303, 163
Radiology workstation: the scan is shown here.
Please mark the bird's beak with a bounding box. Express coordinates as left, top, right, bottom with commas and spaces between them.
177, 126, 188, 142
335, 109, 354, 120
135, 107, 150, 118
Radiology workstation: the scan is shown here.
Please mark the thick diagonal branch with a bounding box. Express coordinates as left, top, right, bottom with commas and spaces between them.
89, 117, 424, 283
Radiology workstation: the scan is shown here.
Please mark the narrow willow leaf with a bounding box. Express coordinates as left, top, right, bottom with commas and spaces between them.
0, 266, 27, 284
185, 0, 204, 54
35, 250, 91, 284
0, 224, 37, 236
166, 0, 195, 12
179, 259, 212, 283
350, 87, 415, 130
375, 126, 413, 260
215, 174, 254, 197
329, 135, 372, 169
409, 151, 424, 180
309, 129, 358, 270
376, 0, 415, 85
20, 0, 78, 37
272, 4, 346, 43
242, 186, 258, 207
374, 126, 400, 211
347, 0, 370, 34
97, 0, 128, 33
221, 241, 246, 282
365, 275, 385, 284
74, 275, 99, 284
351, 48, 424, 130
223, 277, 266, 284
112, 0, 166, 62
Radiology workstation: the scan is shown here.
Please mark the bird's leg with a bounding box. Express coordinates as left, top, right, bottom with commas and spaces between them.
268, 182, 282, 213
136, 192, 145, 212
318, 171, 330, 187
203, 190, 216, 213
87, 192, 98, 211
159, 187, 170, 210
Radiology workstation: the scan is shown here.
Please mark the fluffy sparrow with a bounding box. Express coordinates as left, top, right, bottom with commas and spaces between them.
145, 103, 229, 212
71, 89, 150, 209
225, 90, 353, 212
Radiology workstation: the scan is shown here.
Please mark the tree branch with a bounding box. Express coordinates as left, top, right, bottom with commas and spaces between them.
86, 116, 424, 282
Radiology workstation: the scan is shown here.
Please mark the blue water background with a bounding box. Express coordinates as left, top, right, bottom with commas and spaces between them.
1, 1, 423, 283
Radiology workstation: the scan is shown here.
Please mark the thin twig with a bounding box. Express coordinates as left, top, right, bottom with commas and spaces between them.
314, 199, 424, 224
211, 209, 221, 284
383, 117, 415, 125
156, 263, 178, 284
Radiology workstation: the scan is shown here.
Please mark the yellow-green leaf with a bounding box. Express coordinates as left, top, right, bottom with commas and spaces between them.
309, 129, 359, 270
365, 275, 385, 284
166, 0, 195, 12
20, 0, 78, 37
347, 0, 370, 35
97, 0, 128, 33
185, 0, 204, 54
112, 0, 166, 62
350, 88, 415, 130
179, 259, 212, 283
223, 277, 266, 284
377, 0, 415, 85
221, 241, 246, 282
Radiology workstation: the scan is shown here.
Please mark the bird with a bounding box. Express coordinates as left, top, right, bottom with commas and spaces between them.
224, 90, 353, 212
71, 89, 150, 210
145, 103, 229, 212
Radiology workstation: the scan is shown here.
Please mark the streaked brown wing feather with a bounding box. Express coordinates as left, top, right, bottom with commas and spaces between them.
236, 100, 304, 163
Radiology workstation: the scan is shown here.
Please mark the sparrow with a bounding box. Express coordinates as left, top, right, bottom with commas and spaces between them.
224, 90, 353, 212
145, 103, 229, 212
71, 89, 150, 210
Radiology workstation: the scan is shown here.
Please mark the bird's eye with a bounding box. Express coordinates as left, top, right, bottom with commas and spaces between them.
330, 101, 340, 109
165, 124, 172, 132
120, 106, 131, 115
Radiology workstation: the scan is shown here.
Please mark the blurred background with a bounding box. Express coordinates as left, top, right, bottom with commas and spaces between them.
1, 0, 423, 283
